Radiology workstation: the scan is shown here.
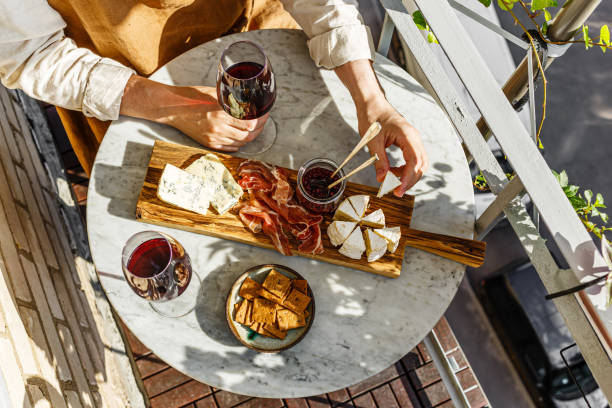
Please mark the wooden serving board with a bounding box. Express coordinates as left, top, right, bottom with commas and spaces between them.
136, 141, 485, 278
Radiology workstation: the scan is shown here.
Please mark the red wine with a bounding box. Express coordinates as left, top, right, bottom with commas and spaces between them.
125, 237, 192, 301
127, 238, 170, 278
217, 61, 276, 120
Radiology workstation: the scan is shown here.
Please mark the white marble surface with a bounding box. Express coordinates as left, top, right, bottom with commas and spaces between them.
87, 29, 475, 398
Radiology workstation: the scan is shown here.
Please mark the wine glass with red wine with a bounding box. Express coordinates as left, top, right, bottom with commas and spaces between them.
217, 41, 276, 155
122, 231, 200, 317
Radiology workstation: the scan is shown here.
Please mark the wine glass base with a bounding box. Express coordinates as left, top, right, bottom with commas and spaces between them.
239, 117, 277, 156
148, 272, 201, 318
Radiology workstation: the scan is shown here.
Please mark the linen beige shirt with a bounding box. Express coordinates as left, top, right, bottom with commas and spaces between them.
0, 0, 375, 122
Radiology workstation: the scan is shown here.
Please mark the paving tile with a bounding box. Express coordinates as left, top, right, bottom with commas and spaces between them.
121, 322, 150, 359
150, 380, 212, 408
432, 318, 456, 353
0, 125, 26, 203
352, 393, 376, 408
214, 390, 251, 408
196, 395, 219, 408
417, 343, 432, 364
64, 390, 83, 408
19, 306, 68, 408
417, 381, 450, 408
0, 155, 30, 253
285, 398, 309, 408
389, 377, 420, 408
465, 388, 487, 408
19, 254, 72, 382
57, 323, 95, 408
348, 364, 404, 397
327, 388, 351, 405
456, 368, 477, 391
0, 337, 30, 408
144, 367, 192, 398
434, 401, 454, 408
401, 349, 423, 371
371, 384, 400, 408
409, 362, 440, 390
135, 353, 169, 379
28, 384, 51, 408
52, 273, 98, 385
446, 350, 467, 373
307, 394, 332, 407
236, 397, 283, 407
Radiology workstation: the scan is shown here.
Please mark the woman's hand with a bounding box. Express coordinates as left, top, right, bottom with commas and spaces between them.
120, 76, 267, 152
334, 60, 428, 197
358, 96, 428, 197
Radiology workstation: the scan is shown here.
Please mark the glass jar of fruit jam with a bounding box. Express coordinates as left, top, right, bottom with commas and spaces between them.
296, 158, 346, 214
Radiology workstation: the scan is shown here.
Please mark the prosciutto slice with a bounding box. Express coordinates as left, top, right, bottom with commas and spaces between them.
237, 160, 324, 256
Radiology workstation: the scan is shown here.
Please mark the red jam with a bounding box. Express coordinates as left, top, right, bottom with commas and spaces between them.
302, 167, 341, 200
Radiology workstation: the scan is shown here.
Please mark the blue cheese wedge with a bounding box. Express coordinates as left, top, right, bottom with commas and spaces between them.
377, 171, 402, 198
361, 209, 385, 229
339, 226, 365, 259
348, 195, 369, 218
185, 154, 243, 215
364, 228, 388, 262
374, 226, 401, 253
327, 221, 357, 246
334, 199, 361, 222
157, 164, 213, 215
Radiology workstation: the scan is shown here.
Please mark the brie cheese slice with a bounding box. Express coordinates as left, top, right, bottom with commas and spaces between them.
364, 228, 388, 262
334, 199, 360, 222
339, 226, 365, 260
185, 154, 243, 214
377, 171, 402, 198
374, 226, 401, 253
327, 221, 357, 246
361, 208, 385, 229
348, 195, 370, 218
157, 164, 212, 215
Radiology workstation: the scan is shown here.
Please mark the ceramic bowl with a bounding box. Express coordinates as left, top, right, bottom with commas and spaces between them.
226, 264, 315, 353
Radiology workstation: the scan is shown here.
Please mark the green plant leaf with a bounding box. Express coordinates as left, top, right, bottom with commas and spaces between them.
584, 220, 596, 231
558, 170, 569, 187
601, 25, 610, 53
478, 0, 492, 6
563, 185, 579, 197
531, 0, 557, 11
427, 31, 439, 44
601, 213, 609, 224
412, 11, 428, 30
583, 25, 592, 49
498, 0, 514, 11
585, 189, 593, 205
569, 195, 588, 210
542, 21, 549, 35
544, 9, 552, 21
596, 193, 605, 206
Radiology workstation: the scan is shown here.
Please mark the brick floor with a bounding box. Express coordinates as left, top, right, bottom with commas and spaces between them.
50, 105, 490, 408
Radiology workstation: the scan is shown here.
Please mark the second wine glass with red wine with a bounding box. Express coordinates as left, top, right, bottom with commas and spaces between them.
122, 231, 200, 317
217, 40, 277, 155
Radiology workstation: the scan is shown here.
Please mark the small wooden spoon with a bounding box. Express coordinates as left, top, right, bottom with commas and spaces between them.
328, 154, 379, 189
331, 122, 382, 178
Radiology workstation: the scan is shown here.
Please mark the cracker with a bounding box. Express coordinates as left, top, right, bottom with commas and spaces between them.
282, 289, 311, 313
245, 301, 253, 325
293, 279, 308, 294
250, 322, 267, 336
262, 269, 292, 298
257, 287, 284, 305
277, 309, 306, 331
234, 299, 249, 325
263, 323, 287, 340
239, 277, 262, 300
252, 298, 276, 324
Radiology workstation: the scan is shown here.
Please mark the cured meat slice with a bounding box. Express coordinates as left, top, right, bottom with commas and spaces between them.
270, 166, 293, 204
238, 174, 274, 192
298, 224, 324, 255
238, 211, 262, 233
239, 205, 292, 256
253, 191, 323, 227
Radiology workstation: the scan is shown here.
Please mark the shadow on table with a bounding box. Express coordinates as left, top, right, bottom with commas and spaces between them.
92, 140, 153, 221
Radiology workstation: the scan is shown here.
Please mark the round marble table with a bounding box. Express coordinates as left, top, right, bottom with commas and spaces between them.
88, 29, 475, 398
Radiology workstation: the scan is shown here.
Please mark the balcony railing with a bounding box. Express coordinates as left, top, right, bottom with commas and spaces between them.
376, 0, 612, 404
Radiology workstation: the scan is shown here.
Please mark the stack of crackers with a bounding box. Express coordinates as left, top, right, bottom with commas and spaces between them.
233, 269, 311, 340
